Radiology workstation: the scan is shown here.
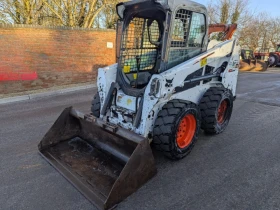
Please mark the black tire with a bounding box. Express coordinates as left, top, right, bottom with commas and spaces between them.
200, 87, 233, 134
91, 93, 101, 118
268, 54, 279, 67
153, 100, 201, 160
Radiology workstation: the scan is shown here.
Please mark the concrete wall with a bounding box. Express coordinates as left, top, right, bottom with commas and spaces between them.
0, 24, 116, 94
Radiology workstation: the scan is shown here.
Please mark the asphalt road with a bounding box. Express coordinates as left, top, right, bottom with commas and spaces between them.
237, 70, 280, 106
1, 70, 280, 210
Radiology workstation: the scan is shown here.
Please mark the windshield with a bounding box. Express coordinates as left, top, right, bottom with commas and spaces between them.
277, 46, 280, 52
119, 17, 162, 88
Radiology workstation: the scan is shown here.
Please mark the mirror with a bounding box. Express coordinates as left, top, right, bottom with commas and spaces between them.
147, 19, 161, 46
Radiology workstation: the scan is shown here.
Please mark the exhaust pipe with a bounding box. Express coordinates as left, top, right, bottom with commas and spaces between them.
38, 107, 157, 210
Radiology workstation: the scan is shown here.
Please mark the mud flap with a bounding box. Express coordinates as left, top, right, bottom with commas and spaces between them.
38, 107, 157, 210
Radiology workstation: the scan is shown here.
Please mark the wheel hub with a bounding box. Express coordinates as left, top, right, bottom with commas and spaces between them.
269, 56, 275, 65
217, 100, 228, 124
176, 114, 196, 149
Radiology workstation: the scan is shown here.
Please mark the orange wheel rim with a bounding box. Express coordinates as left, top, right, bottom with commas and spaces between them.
176, 114, 197, 149
217, 100, 228, 124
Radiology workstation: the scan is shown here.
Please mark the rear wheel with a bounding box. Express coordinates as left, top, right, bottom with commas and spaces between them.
153, 100, 201, 160
200, 87, 233, 134
268, 54, 279, 67
91, 93, 100, 118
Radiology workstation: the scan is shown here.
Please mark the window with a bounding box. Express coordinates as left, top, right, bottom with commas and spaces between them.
166, 10, 206, 70
172, 19, 187, 42
188, 13, 206, 47
170, 9, 191, 47
119, 17, 163, 88
277, 46, 280, 52
120, 18, 160, 73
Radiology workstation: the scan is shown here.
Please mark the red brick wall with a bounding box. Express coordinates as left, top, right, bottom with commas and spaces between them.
0, 24, 116, 95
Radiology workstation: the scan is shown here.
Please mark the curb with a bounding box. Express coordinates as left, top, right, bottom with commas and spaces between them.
0, 84, 96, 105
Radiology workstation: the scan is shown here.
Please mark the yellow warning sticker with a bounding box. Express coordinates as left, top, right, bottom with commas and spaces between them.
123, 66, 131, 73
127, 99, 132, 105
133, 73, 137, 80
200, 57, 207, 67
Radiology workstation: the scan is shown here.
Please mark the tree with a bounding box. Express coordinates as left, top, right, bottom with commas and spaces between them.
207, 0, 251, 25
238, 12, 280, 51
103, 0, 119, 29
238, 14, 268, 50
0, 0, 121, 28
266, 18, 280, 49
94, 0, 128, 29
39, 0, 107, 28
0, 0, 44, 24
207, 0, 255, 42
0, 9, 9, 23
220, 0, 230, 24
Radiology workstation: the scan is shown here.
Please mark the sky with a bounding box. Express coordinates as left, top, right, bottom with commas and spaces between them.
196, 0, 279, 17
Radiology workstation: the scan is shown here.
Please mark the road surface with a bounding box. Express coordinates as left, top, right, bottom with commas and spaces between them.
1, 70, 280, 210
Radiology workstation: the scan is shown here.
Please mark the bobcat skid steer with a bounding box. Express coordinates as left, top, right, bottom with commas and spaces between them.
39, 0, 240, 209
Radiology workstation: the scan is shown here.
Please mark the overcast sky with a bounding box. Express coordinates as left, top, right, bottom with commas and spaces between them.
195, 0, 279, 17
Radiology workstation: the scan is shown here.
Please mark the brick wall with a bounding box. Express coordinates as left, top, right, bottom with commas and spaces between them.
0, 24, 116, 95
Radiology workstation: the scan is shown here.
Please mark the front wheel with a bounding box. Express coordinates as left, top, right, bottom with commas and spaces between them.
200, 87, 233, 134
153, 100, 201, 160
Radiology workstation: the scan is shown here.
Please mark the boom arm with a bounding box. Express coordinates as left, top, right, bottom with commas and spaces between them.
208, 24, 237, 40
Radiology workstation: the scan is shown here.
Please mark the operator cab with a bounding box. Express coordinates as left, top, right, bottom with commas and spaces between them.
116, 0, 208, 95
117, 1, 165, 89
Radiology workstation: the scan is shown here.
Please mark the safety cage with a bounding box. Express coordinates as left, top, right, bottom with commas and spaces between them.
116, 0, 207, 89
118, 16, 165, 89
167, 8, 206, 69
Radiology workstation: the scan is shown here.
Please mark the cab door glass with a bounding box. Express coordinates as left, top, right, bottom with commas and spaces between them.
166, 10, 206, 70
188, 13, 206, 48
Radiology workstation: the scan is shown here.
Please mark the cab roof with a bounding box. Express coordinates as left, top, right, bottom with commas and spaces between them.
168, 0, 206, 13
118, 0, 207, 18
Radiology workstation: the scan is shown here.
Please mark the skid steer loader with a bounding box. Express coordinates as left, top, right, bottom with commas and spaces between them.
39, 0, 240, 209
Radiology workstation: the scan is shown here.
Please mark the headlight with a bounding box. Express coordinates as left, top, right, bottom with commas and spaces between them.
149, 78, 160, 97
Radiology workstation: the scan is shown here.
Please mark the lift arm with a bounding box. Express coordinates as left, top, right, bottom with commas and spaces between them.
208, 24, 237, 40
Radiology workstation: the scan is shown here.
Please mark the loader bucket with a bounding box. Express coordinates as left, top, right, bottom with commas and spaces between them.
255, 60, 268, 71
38, 107, 157, 210
239, 59, 268, 72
